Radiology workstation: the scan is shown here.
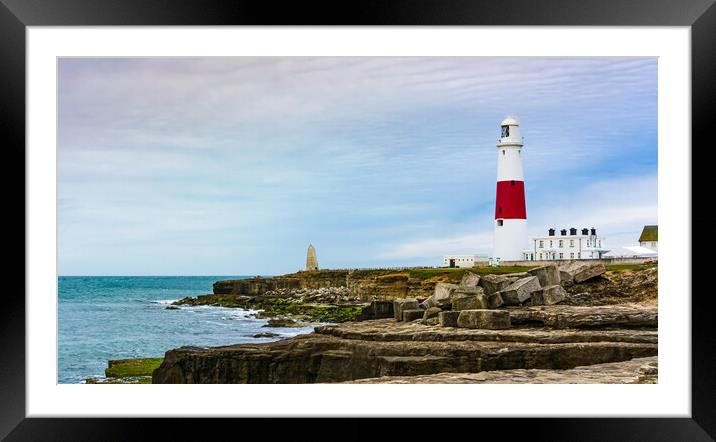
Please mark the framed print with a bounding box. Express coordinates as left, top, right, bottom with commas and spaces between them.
3, 0, 714, 439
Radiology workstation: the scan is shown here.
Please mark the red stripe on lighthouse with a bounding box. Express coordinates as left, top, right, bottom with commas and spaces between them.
495, 180, 526, 219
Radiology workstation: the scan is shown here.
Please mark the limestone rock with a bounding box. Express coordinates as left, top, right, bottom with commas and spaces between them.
479, 274, 516, 295
486, 292, 504, 309
422, 317, 440, 326
528, 265, 561, 287
559, 262, 606, 284
573, 263, 606, 283
457, 309, 511, 329
499, 276, 541, 306
458, 272, 480, 290
508, 304, 658, 329
438, 311, 461, 327
402, 309, 425, 322
531, 285, 567, 305
420, 283, 459, 309
559, 270, 575, 287
422, 307, 442, 320
344, 357, 659, 384
152, 316, 658, 383
394, 298, 419, 321
452, 294, 489, 311
360, 300, 394, 320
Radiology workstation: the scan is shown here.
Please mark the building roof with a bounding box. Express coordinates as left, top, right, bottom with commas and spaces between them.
501, 115, 520, 126
638, 225, 658, 242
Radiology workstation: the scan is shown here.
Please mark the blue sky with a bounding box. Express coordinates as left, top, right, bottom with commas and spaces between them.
58, 57, 657, 275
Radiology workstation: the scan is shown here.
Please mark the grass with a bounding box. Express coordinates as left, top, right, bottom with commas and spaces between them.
105, 358, 164, 378
606, 263, 658, 273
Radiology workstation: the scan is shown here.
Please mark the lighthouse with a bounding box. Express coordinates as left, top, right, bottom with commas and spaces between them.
493, 116, 528, 261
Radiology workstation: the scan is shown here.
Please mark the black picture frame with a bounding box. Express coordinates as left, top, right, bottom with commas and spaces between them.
2, 0, 711, 439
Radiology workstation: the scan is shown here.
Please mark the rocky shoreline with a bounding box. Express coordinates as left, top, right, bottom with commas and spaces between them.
149, 262, 658, 384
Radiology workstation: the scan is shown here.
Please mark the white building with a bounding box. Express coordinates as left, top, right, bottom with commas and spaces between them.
442, 254, 488, 268
523, 227, 609, 261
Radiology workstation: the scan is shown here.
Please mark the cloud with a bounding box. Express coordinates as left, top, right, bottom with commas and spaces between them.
378, 173, 657, 262
57, 57, 657, 275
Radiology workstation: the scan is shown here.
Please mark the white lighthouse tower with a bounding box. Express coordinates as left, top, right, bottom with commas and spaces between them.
493, 115, 528, 261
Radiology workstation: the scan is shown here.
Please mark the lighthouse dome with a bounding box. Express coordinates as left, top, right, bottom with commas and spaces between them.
501, 115, 520, 126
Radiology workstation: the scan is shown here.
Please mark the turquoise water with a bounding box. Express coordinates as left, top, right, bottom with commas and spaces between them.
58, 276, 316, 384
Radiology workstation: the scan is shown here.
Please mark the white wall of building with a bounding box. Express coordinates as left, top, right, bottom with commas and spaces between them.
640, 240, 658, 251
442, 254, 486, 268
526, 230, 608, 261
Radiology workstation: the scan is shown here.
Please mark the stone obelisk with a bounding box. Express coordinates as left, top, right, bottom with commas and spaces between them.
306, 244, 318, 271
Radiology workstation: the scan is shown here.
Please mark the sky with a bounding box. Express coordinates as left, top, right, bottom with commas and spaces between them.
58, 57, 657, 275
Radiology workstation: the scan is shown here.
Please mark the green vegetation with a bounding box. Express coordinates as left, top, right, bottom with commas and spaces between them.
105, 357, 164, 378
256, 298, 364, 323
606, 263, 658, 273
174, 295, 364, 323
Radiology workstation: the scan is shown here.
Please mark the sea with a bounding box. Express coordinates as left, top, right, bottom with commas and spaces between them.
58, 276, 317, 384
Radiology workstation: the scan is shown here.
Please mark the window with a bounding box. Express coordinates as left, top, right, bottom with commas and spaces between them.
578, 252, 581, 258
497, 220, 503, 226
502, 150, 505, 155
559, 253, 564, 259
570, 252, 574, 259
539, 253, 543, 259
570, 240, 574, 247
549, 240, 553, 247
559, 240, 563, 248
539, 240, 544, 248
501, 125, 510, 137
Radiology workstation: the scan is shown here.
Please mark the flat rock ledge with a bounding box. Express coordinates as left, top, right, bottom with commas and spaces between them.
507, 304, 657, 329
152, 304, 657, 384
314, 319, 657, 344
343, 356, 658, 384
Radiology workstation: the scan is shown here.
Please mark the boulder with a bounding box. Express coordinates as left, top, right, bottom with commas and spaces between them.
559, 270, 575, 286
422, 317, 440, 326
499, 276, 541, 306
394, 298, 419, 321
438, 311, 461, 327
402, 309, 425, 322
528, 265, 561, 287
458, 272, 480, 290
360, 300, 394, 320
457, 309, 511, 330
420, 283, 459, 309
450, 286, 485, 305
422, 307, 442, 320
487, 292, 504, 309
479, 274, 516, 295
452, 294, 489, 311
531, 285, 567, 305
558, 262, 606, 284
573, 263, 606, 283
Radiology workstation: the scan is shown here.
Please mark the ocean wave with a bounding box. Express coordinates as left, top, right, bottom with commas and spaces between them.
150, 299, 180, 305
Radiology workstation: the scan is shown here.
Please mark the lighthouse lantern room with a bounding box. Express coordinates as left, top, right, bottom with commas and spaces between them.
493, 115, 528, 261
